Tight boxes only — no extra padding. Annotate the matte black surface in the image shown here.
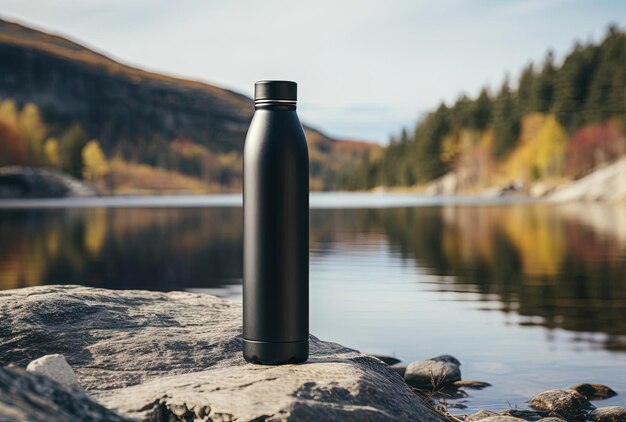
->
[243,339,308,365]
[254,80,297,102]
[243,80,309,364]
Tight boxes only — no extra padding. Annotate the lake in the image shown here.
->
[1,193,625,414]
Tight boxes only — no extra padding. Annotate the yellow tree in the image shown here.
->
[18,103,47,164]
[0,100,25,164]
[535,115,566,178]
[44,138,60,167]
[82,140,108,182]
[0,99,19,128]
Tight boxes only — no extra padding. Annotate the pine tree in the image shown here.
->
[532,50,557,112]
[414,104,450,182]
[585,25,626,124]
[472,88,493,130]
[492,77,520,159]
[517,64,536,117]
[552,42,599,132]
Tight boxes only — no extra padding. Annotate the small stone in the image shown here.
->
[404,359,461,389]
[466,409,497,421]
[167,402,190,417]
[499,408,547,421]
[430,354,461,366]
[589,406,626,422]
[192,404,210,418]
[367,353,401,366]
[529,389,594,420]
[480,417,527,422]
[453,380,492,389]
[390,364,406,377]
[536,419,563,422]
[569,383,617,401]
[26,354,80,389]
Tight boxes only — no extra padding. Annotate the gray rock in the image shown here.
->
[528,389,593,420]
[0,166,96,198]
[0,285,446,421]
[499,408,547,421]
[569,383,617,401]
[366,353,401,366]
[26,354,81,389]
[480,417,527,422]
[430,354,461,366]
[453,380,492,389]
[390,364,407,377]
[589,406,626,422]
[0,367,131,422]
[536,419,564,422]
[404,357,461,389]
[466,409,497,421]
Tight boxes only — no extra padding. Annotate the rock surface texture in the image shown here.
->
[0,285,446,421]
[0,367,131,422]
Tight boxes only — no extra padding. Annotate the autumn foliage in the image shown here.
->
[566,119,626,177]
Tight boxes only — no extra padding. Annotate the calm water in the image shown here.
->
[1,193,625,413]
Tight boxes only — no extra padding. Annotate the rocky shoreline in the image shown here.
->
[413,157,626,203]
[0,166,96,199]
[0,286,624,421]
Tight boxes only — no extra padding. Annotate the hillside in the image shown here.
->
[0,17,379,193]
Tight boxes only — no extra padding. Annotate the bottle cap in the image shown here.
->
[254,80,297,102]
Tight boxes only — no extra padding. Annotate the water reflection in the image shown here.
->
[1,203,625,352]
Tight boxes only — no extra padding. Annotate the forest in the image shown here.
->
[339,25,625,191]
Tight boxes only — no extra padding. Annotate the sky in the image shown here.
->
[0,0,623,143]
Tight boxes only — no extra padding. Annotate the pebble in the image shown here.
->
[589,406,626,422]
[528,388,593,420]
[499,409,546,421]
[453,380,492,389]
[569,383,617,401]
[26,354,81,389]
[466,409,497,421]
[404,356,461,389]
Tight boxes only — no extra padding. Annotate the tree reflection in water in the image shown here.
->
[1,203,624,351]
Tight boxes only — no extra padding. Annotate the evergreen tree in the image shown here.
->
[414,104,450,182]
[517,64,536,116]
[472,88,493,130]
[532,50,557,112]
[492,77,520,159]
[552,42,599,132]
[584,25,626,124]
[451,95,473,128]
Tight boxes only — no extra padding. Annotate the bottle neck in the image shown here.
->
[254,101,296,111]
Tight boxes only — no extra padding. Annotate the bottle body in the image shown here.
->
[243,98,309,364]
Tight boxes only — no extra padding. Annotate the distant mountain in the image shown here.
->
[0,17,379,192]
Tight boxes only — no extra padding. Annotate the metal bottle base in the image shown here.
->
[243,339,309,365]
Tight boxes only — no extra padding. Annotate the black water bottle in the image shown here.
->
[243,80,309,365]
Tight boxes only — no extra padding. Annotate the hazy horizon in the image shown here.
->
[0,0,623,143]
